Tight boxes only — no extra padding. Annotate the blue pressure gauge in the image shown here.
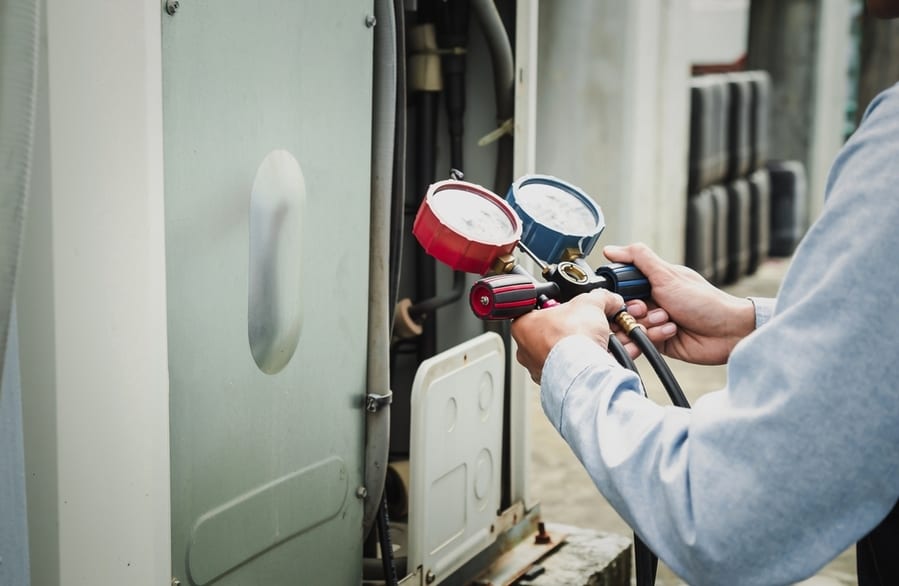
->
[506,175,605,264]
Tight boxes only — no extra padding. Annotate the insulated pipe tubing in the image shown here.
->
[365,0,397,539]
[0,0,40,390]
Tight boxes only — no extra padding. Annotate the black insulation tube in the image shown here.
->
[376,494,400,586]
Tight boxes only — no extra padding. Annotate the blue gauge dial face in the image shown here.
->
[432,187,518,243]
[515,181,599,235]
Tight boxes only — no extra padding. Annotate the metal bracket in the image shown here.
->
[366,390,393,413]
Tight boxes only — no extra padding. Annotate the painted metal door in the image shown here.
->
[162,2,373,584]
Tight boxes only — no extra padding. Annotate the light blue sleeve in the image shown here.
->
[540,83,899,586]
[749,296,775,328]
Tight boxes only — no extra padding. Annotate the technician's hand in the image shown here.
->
[604,243,756,365]
[511,289,625,384]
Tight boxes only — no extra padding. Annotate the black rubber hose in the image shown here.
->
[408,269,465,319]
[608,335,660,586]
[376,494,400,586]
[415,91,439,360]
[607,335,637,372]
[436,0,469,172]
[362,557,408,582]
[628,327,691,408]
[388,0,407,322]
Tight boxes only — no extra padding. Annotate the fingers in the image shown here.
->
[614,304,677,359]
[625,299,649,317]
[585,288,626,316]
[627,303,677,342]
[643,322,678,344]
[644,308,670,327]
[515,345,542,384]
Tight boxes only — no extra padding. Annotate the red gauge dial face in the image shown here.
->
[413,180,522,275]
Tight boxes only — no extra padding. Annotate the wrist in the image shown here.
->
[725,296,757,344]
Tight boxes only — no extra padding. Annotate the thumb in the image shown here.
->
[604,242,666,273]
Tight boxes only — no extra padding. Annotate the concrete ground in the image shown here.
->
[527,258,858,586]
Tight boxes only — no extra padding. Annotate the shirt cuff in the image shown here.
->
[749,296,776,329]
[540,334,619,436]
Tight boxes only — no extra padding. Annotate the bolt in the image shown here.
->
[534,521,551,545]
[480,296,489,306]
[172,579,181,586]
[165,0,179,16]
[356,486,368,499]
[364,14,377,28]
[426,570,436,584]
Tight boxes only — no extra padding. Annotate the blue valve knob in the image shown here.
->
[595,263,651,301]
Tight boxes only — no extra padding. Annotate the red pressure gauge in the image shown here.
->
[412,180,523,275]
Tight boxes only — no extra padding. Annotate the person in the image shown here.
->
[510,3,899,584]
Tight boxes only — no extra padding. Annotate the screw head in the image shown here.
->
[426,570,436,584]
[356,486,368,499]
[364,14,377,28]
[480,296,489,306]
[165,0,180,16]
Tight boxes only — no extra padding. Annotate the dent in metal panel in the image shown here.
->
[248,150,306,374]
[187,456,348,585]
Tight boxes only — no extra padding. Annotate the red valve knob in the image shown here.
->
[469,274,539,320]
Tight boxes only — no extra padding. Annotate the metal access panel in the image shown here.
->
[162,3,373,585]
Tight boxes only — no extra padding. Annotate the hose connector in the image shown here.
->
[614,308,640,336]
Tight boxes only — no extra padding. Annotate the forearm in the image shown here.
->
[541,331,898,585]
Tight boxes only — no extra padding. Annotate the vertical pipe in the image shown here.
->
[365,0,398,538]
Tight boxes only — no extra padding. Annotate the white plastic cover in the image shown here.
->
[408,332,505,584]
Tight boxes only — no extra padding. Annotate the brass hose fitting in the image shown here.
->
[614,309,641,336]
